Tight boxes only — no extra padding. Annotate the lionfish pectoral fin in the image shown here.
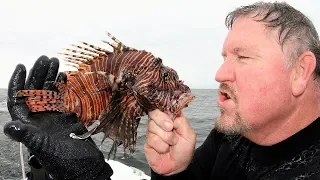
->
[96,109,123,160]
[87,119,101,131]
[97,134,108,151]
[132,90,156,111]
[69,120,100,140]
[15,82,67,112]
[107,139,122,160]
[94,91,141,159]
[69,128,95,140]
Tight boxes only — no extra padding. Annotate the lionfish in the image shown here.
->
[16,32,195,159]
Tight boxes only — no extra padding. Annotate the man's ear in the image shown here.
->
[292,51,317,96]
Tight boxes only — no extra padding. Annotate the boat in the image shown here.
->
[105,159,151,180]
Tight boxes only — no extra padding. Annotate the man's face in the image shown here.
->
[214,16,295,135]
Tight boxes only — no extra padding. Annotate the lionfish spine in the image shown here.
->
[64,57,89,63]
[71,44,106,55]
[79,41,112,54]
[105,32,137,52]
[64,59,83,66]
[64,63,79,69]
[58,52,94,62]
[63,48,99,57]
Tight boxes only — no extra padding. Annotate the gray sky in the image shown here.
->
[1,0,319,89]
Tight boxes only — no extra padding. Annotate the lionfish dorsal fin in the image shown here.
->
[101,31,137,54]
[70,43,109,55]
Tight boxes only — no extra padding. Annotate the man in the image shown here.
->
[3,1,320,180]
[146,1,320,179]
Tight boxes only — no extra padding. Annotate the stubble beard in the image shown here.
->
[214,105,251,135]
[215,83,252,135]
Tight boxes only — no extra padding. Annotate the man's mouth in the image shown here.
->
[220,91,231,100]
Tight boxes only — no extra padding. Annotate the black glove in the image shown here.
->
[3,56,113,180]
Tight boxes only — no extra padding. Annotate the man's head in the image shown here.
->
[214,2,320,137]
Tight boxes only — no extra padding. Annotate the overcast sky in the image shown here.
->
[1,0,319,89]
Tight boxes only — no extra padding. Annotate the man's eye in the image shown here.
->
[238,56,249,59]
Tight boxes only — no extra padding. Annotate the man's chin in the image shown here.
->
[214,116,251,135]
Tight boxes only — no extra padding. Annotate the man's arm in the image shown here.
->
[150,129,223,180]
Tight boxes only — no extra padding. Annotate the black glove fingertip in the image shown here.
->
[45,57,60,82]
[25,55,50,90]
[7,64,30,122]
[3,120,43,152]
[56,72,67,83]
[4,121,27,142]
[8,64,26,99]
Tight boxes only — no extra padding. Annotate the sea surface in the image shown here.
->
[0,89,219,180]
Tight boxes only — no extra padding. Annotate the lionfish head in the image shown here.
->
[168,78,195,114]
[143,61,195,115]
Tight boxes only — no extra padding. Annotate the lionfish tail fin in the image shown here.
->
[15,82,67,113]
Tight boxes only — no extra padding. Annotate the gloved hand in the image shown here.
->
[3,56,113,180]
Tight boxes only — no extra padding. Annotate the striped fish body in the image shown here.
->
[16,32,195,159]
[63,50,157,127]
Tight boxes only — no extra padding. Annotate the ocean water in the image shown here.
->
[0,89,219,180]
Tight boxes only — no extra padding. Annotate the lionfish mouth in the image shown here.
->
[171,91,195,114]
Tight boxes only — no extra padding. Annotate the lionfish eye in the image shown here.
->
[163,72,169,80]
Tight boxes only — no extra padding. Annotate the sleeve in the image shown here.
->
[150,129,223,180]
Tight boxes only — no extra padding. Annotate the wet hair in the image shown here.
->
[225,1,320,78]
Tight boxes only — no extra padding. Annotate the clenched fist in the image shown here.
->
[144,109,196,176]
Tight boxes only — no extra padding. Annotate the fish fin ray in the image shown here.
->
[16,82,67,113]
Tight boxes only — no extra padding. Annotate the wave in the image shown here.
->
[0,100,7,112]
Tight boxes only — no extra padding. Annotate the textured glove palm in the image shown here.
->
[4,56,113,180]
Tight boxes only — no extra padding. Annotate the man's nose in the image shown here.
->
[215,60,235,83]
